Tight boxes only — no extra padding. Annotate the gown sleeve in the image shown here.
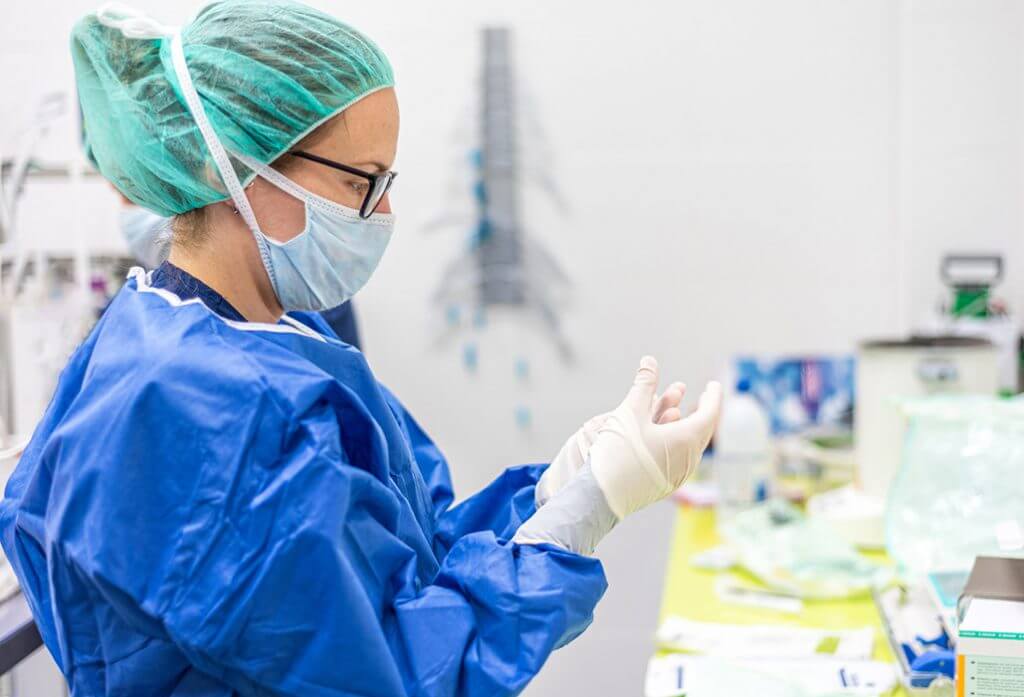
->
[378,387,549,555]
[73,381,606,697]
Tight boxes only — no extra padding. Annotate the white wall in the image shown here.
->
[1,1,1022,694]
[904,0,1024,325]
[2,0,1021,492]
[355,0,1024,499]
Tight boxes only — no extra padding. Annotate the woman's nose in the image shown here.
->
[375,192,392,215]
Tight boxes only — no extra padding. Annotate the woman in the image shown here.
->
[0,2,721,695]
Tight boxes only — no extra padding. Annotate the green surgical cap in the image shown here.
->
[72,0,394,216]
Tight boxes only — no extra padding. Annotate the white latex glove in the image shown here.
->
[512,359,718,556]
[513,464,619,556]
[589,356,722,521]
[535,382,687,507]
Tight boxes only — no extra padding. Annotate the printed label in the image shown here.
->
[960,632,1024,641]
[959,655,1024,697]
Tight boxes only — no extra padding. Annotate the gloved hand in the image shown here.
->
[535,382,687,507]
[513,357,720,556]
[589,356,722,520]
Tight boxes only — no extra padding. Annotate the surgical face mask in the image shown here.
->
[165,29,394,314]
[238,155,395,312]
[120,207,171,269]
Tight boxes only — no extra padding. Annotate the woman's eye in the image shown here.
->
[349,181,369,195]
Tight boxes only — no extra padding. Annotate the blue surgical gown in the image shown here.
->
[0,268,606,696]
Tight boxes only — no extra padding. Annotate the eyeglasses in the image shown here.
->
[289,150,397,219]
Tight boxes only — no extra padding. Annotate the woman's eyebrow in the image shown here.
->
[351,161,389,173]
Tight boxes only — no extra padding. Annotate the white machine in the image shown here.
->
[810,335,1000,549]
[856,336,1000,499]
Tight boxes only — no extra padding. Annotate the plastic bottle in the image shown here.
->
[714,378,773,532]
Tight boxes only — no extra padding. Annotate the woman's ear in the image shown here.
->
[244,173,309,242]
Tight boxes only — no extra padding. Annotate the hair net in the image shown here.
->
[72,1,394,217]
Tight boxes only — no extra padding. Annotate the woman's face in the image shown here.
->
[247,87,399,242]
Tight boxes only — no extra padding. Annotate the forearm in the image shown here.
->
[394,531,608,695]
[513,464,619,556]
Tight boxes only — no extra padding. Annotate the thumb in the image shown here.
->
[624,355,660,413]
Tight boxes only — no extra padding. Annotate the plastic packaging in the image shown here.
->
[714,379,773,530]
[719,500,891,599]
[645,654,898,697]
[885,397,1024,579]
[654,617,874,659]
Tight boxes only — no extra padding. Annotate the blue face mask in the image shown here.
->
[120,206,171,269]
[237,155,395,313]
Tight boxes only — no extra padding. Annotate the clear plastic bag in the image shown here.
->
[886,397,1024,578]
[720,500,890,599]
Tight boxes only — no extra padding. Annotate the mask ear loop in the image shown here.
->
[167,31,277,283]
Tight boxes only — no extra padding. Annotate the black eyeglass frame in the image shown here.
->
[289,150,397,219]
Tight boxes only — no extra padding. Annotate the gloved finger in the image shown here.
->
[668,381,723,445]
[625,356,660,412]
[580,413,611,448]
[582,412,611,435]
[657,406,682,425]
[573,414,611,462]
[653,382,686,423]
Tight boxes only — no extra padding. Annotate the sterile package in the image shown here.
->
[955,557,1024,697]
[957,599,1024,697]
[886,397,1024,578]
[644,654,898,697]
[874,585,955,693]
[719,500,892,599]
[654,617,874,659]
